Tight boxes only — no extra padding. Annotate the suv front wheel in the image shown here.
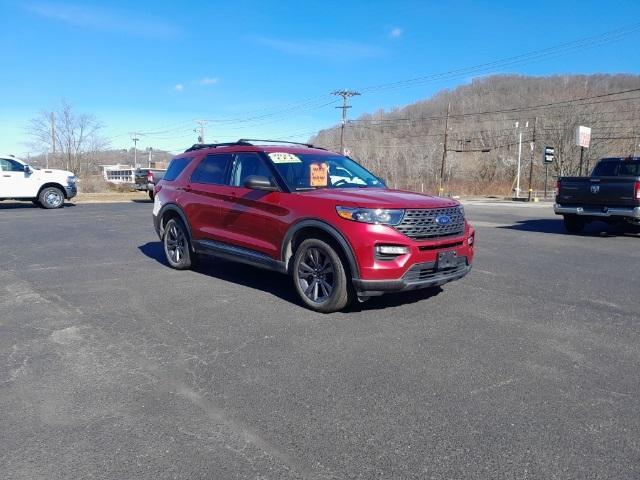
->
[293,238,350,313]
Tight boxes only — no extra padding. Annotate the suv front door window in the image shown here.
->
[230,152,275,187]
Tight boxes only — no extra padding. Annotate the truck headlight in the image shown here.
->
[336,207,404,225]
[67,176,77,185]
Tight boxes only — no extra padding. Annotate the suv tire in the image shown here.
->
[293,238,350,313]
[38,186,65,209]
[563,215,586,234]
[163,218,196,269]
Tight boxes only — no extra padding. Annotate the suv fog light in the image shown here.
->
[376,245,409,255]
[468,235,474,246]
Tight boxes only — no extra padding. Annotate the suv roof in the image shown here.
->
[183,139,328,155]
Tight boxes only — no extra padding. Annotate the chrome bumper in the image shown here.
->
[554,204,640,219]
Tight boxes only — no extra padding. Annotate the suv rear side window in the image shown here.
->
[230,153,274,187]
[191,153,233,185]
[164,157,192,181]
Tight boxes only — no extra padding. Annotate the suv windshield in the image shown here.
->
[268,152,384,190]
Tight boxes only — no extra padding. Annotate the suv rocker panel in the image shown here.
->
[193,239,287,273]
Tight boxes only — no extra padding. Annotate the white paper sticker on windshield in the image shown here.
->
[268,152,302,164]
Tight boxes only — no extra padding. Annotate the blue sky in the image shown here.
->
[1,0,640,156]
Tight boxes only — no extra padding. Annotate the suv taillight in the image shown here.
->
[556,179,561,193]
[635,180,640,200]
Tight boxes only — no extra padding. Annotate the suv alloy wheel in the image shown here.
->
[292,238,350,313]
[163,218,196,269]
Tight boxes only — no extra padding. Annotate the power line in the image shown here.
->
[357,22,640,95]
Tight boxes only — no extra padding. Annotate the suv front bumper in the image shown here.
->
[353,257,471,296]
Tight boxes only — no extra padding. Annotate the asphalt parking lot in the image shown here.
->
[1,200,638,479]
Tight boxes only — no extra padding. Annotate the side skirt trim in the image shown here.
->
[193,239,288,274]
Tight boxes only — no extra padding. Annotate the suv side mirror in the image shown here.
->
[24,165,32,174]
[243,175,278,192]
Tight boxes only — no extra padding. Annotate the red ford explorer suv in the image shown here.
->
[152,140,474,313]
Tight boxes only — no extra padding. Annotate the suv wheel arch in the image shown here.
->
[281,220,360,279]
[158,204,194,243]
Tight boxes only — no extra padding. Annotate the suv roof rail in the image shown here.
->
[184,141,252,152]
[237,139,326,150]
[184,139,328,153]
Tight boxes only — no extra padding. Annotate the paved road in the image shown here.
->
[1,200,638,479]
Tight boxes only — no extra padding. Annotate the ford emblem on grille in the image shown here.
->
[435,214,452,225]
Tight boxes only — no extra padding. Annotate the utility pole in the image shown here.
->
[49,111,56,168]
[132,134,140,168]
[195,120,207,144]
[50,112,56,156]
[438,102,450,196]
[527,117,538,202]
[332,90,360,154]
[515,121,528,198]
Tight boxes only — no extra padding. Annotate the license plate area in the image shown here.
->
[437,251,457,270]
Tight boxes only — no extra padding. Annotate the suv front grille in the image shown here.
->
[394,207,465,240]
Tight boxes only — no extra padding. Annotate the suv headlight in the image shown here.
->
[67,175,77,185]
[336,206,404,225]
[458,204,465,218]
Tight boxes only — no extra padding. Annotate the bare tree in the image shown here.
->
[28,101,107,175]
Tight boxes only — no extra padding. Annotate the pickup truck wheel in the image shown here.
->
[563,215,586,234]
[38,187,65,209]
[293,238,350,313]
[163,218,195,269]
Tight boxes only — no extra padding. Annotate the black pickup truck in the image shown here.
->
[134,168,165,199]
[554,157,640,233]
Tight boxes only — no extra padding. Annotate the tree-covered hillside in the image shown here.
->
[311,74,640,195]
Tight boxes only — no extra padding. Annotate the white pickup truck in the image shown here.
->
[0,155,77,208]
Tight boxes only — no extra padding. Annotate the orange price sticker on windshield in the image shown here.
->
[310,162,328,187]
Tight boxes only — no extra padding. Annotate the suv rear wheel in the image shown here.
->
[163,218,195,269]
[293,238,350,313]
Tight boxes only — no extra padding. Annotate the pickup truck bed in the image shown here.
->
[554,157,640,233]
[135,168,165,199]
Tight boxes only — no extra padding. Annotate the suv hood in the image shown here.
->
[299,188,460,209]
